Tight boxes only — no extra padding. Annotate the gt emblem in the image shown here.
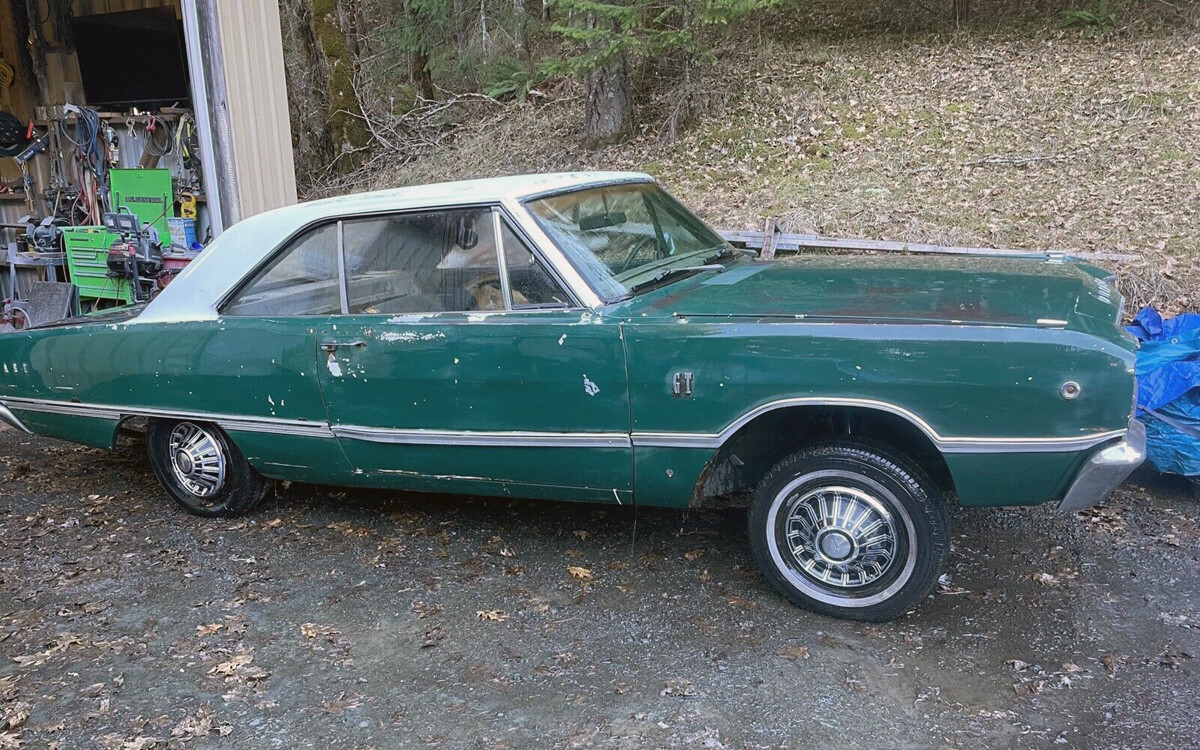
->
[673,372,694,398]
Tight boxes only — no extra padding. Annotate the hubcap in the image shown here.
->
[167,422,226,498]
[782,485,899,589]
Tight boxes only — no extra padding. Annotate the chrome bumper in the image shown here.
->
[1058,418,1146,512]
[0,402,31,434]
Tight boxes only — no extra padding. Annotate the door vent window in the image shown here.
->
[501,223,570,309]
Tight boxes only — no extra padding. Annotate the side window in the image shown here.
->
[501,223,570,308]
[224,224,340,316]
[343,209,505,314]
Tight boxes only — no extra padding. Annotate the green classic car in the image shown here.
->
[0,172,1144,621]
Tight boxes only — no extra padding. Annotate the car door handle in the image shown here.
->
[320,340,366,352]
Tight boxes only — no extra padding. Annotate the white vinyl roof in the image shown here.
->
[136,172,651,323]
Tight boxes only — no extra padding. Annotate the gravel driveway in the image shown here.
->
[1,429,1198,748]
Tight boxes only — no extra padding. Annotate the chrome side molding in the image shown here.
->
[0,394,1128,455]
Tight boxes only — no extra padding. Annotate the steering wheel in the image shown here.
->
[617,236,660,273]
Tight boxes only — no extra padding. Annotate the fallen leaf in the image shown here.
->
[1,703,29,731]
[299,623,341,640]
[476,610,507,622]
[196,623,223,637]
[171,708,215,739]
[1102,654,1116,677]
[411,602,442,619]
[661,678,695,697]
[567,566,594,581]
[779,645,810,661]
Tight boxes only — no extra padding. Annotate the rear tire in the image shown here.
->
[147,419,272,518]
[748,439,948,622]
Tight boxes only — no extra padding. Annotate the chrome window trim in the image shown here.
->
[336,220,349,315]
[516,175,654,204]
[0,395,1126,455]
[491,207,515,310]
[219,201,589,315]
[512,177,729,308]
[502,196,603,310]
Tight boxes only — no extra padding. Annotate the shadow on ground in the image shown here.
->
[0,433,1198,748]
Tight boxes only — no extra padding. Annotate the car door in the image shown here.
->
[313,206,633,503]
[209,221,355,484]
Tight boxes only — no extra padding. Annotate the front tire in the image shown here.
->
[748,440,948,622]
[147,419,272,518]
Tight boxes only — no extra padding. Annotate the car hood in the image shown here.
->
[632,254,1122,328]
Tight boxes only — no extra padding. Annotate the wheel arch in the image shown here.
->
[689,402,956,508]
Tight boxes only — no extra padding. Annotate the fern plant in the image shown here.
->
[1060,0,1118,35]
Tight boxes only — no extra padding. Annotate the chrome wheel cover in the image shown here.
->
[783,486,897,588]
[766,470,917,607]
[167,422,227,498]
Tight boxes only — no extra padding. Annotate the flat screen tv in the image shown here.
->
[73,8,191,109]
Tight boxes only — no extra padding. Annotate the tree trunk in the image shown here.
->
[583,55,633,146]
[410,48,435,101]
[953,0,970,24]
[280,0,334,173]
[308,0,369,164]
[452,0,468,60]
[480,0,491,59]
[406,1,436,100]
[582,11,633,146]
[513,0,527,51]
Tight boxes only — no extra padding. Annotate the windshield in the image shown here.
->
[524,183,732,301]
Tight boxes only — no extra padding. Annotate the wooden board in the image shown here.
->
[718,228,1138,262]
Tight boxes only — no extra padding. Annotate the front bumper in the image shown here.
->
[1057,418,1146,511]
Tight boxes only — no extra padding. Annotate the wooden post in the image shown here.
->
[758,218,778,261]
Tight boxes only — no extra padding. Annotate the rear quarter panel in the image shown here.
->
[0,319,342,480]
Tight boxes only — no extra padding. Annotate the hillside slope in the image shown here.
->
[302,13,1200,313]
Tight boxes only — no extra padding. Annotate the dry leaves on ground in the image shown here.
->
[567,566,594,581]
[208,652,270,684]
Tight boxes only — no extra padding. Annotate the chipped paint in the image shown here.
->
[583,375,599,396]
[379,331,447,343]
[326,355,343,378]
[386,313,438,324]
[558,334,567,346]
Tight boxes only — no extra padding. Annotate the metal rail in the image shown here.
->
[717,223,1138,262]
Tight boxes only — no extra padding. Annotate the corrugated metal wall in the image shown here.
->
[213,0,298,219]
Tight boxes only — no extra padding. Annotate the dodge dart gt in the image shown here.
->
[0,172,1144,621]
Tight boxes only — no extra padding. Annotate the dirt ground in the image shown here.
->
[1,429,1198,749]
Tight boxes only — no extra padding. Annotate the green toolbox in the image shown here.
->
[109,168,173,240]
[62,226,132,304]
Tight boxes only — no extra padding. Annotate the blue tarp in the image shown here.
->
[1126,307,1200,477]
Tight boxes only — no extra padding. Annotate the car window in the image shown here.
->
[500,222,570,308]
[525,183,728,302]
[343,209,504,315]
[224,223,340,316]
